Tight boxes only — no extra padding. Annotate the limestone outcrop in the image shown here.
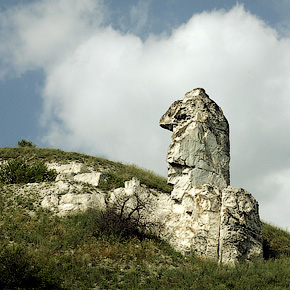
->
[160,88,263,264]
[47,162,105,187]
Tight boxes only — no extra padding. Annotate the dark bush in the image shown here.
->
[95,208,141,238]
[0,158,57,184]
[18,139,36,148]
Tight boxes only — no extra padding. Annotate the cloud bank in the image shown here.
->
[1,0,290,228]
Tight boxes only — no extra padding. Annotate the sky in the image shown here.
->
[1,0,290,229]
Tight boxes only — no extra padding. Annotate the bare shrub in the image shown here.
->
[96,183,161,239]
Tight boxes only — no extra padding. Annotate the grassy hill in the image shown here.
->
[1,147,290,289]
[0,147,172,193]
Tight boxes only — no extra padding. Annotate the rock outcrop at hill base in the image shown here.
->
[159,88,263,264]
[158,184,263,264]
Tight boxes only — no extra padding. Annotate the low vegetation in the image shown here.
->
[262,222,290,259]
[0,158,57,184]
[0,145,290,289]
[1,206,290,289]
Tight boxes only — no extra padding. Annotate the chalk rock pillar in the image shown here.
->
[160,88,230,200]
[159,88,263,264]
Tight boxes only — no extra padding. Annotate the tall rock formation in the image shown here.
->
[160,88,230,201]
[160,88,263,264]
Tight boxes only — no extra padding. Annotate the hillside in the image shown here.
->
[1,147,290,289]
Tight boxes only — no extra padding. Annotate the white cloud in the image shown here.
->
[0,0,105,77]
[1,2,290,228]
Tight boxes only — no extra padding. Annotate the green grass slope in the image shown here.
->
[0,147,172,193]
[1,147,290,289]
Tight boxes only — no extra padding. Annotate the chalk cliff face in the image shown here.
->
[160,88,230,201]
[159,88,263,264]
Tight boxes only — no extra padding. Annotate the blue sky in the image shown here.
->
[1,0,290,229]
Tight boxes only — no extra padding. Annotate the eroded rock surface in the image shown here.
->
[219,187,263,264]
[47,162,105,187]
[160,88,230,201]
